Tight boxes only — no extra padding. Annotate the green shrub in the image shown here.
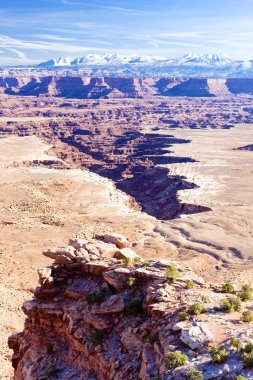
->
[146,333,156,344]
[88,330,105,345]
[230,337,242,352]
[127,277,136,288]
[222,283,235,294]
[125,300,143,315]
[241,310,253,322]
[201,295,210,303]
[187,303,206,316]
[183,368,204,380]
[186,280,194,289]
[233,376,247,380]
[165,350,188,369]
[243,343,253,353]
[241,351,253,368]
[86,291,105,305]
[123,257,132,266]
[46,343,54,356]
[221,296,241,313]
[165,264,179,283]
[178,311,190,321]
[242,284,253,292]
[238,289,253,301]
[210,346,228,364]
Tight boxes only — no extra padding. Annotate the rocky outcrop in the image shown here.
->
[9,234,253,379]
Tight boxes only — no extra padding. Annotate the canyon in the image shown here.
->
[0,81,253,378]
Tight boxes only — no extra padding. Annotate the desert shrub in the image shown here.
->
[210,346,228,364]
[123,257,132,266]
[39,364,60,380]
[187,303,206,316]
[241,310,253,322]
[165,350,188,369]
[243,343,253,353]
[221,296,241,313]
[230,337,242,351]
[146,333,156,344]
[178,311,190,321]
[46,343,54,355]
[238,288,253,301]
[241,351,253,368]
[86,291,105,305]
[186,280,194,289]
[125,300,143,315]
[88,330,105,345]
[165,264,179,283]
[201,295,210,303]
[183,368,204,380]
[233,376,247,380]
[242,284,253,292]
[127,277,136,288]
[222,283,235,294]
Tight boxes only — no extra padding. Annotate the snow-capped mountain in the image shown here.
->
[20,53,253,78]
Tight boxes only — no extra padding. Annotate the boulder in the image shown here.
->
[37,267,52,285]
[69,238,88,249]
[82,260,110,276]
[114,248,141,261]
[101,233,128,249]
[103,267,131,291]
[99,295,124,314]
[180,323,214,350]
[43,246,76,260]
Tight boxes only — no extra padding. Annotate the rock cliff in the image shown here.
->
[9,233,253,379]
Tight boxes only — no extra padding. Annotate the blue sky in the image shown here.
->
[0,0,253,65]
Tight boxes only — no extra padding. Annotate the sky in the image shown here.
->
[0,0,253,65]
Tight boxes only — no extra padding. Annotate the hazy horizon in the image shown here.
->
[0,0,253,65]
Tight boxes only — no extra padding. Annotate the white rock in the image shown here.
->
[180,323,214,350]
[102,233,128,249]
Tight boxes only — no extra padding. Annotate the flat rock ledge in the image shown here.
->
[8,233,253,380]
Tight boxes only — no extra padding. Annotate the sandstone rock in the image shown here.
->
[65,278,100,300]
[82,311,112,329]
[99,295,124,314]
[43,246,76,260]
[121,327,143,351]
[172,321,190,332]
[180,323,214,350]
[114,247,141,261]
[87,241,117,258]
[82,260,110,276]
[103,267,131,291]
[37,267,52,285]
[101,233,128,249]
[69,237,88,249]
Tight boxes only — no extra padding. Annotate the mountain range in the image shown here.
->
[2,53,253,78]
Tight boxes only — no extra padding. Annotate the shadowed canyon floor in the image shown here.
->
[1,95,253,378]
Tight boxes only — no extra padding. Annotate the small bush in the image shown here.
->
[230,337,242,352]
[125,300,143,315]
[166,350,188,369]
[241,351,253,368]
[123,257,132,266]
[127,277,136,288]
[88,330,105,345]
[46,343,54,356]
[183,368,204,380]
[186,280,194,289]
[222,283,235,294]
[165,264,179,283]
[238,289,253,301]
[210,346,228,364]
[178,311,190,321]
[201,295,210,303]
[233,376,247,380]
[221,296,241,313]
[39,364,60,380]
[242,284,253,292]
[146,333,156,344]
[187,303,206,316]
[243,342,253,353]
[86,291,105,305]
[241,310,253,322]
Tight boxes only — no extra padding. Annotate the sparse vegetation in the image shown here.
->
[221,296,241,313]
[46,343,54,356]
[127,277,136,288]
[230,337,242,352]
[183,368,204,380]
[86,291,105,305]
[201,295,210,303]
[39,364,60,380]
[222,282,235,294]
[123,257,132,266]
[178,311,190,321]
[125,300,143,315]
[210,346,228,364]
[233,376,247,380]
[146,333,156,344]
[238,285,253,301]
[165,264,179,283]
[186,280,194,289]
[243,343,253,353]
[165,350,188,369]
[187,303,206,316]
[88,330,105,345]
[241,310,253,322]
[241,351,253,368]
